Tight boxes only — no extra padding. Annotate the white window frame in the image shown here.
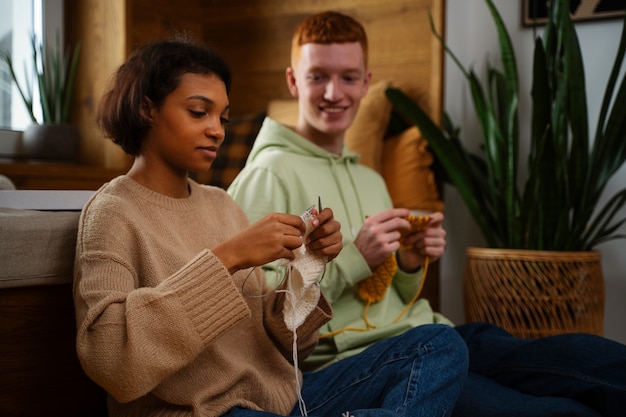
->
[0,0,64,158]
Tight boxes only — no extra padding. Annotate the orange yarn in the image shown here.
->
[400,214,430,249]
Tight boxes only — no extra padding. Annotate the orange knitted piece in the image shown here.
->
[400,214,430,248]
[358,253,397,303]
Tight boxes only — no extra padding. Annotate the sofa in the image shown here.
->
[0,194,107,417]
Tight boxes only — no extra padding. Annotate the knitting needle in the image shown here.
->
[317,195,328,282]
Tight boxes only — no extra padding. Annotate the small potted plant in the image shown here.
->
[1,33,81,161]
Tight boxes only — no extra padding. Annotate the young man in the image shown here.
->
[229,11,626,417]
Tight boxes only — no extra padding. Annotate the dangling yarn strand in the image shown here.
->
[242,204,324,416]
[277,266,309,416]
[393,255,429,323]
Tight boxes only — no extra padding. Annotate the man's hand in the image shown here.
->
[354,209,447,272]
[354,208,413,269]
[397,211,446,272]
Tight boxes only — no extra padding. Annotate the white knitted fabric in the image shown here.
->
[283,207,326,331]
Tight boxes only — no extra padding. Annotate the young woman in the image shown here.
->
[73,38,342,417]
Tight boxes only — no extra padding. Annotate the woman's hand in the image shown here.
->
[397,211,446,272]
[306,207,342,261]
[213,213,306,274]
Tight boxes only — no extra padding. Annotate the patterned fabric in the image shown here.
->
[194,112,266,189]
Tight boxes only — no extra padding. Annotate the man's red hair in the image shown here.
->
[290,11,369,70]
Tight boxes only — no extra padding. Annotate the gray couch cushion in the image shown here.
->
[0,208,81,288]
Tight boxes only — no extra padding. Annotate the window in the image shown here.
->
[0,0,63,157]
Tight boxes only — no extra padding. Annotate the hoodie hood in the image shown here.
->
[246,117,361,165]
[229,116,389,242]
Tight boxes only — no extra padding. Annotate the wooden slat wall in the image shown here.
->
[65,0,130,169]
[66,0,444,169]
[127,0,445,118]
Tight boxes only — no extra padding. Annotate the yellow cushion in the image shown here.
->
[344,80,393,172]
[267,99,298,127]
[381,126,444,212]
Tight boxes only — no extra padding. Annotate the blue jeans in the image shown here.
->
[452,322,626,417]
[224,324,468,417]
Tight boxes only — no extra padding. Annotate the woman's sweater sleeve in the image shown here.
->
[74,210,250,403]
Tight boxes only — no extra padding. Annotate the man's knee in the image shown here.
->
[405,324,469,369]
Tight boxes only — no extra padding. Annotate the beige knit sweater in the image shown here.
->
[73,176,332,417]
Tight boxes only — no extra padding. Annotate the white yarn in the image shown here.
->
[282,206,326,331]
[277,286,309,416]
[241,204,327,416]
[277,206,326,416]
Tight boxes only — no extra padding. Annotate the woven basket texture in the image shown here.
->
[464,247,604,338]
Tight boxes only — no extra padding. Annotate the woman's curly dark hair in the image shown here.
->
[97,38,231,156]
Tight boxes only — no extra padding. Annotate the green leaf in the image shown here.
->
[386,87,501,247]
[389,0,626,251]
[1,31,80,124]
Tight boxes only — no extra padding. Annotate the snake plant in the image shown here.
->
[386,0,626,251]
[1,33,80,124]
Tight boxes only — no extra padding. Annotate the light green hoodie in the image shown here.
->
[228,117,452,370]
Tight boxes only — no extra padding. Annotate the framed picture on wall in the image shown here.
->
[523,0,625,26]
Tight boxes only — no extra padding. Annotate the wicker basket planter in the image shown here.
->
[464,247,605,338]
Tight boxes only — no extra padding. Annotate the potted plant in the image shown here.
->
[1,33,81,161]
[386,0,626,337]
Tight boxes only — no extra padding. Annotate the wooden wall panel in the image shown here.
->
[65,0,131,169]
[123,0,444,117]
[66,0,444,171]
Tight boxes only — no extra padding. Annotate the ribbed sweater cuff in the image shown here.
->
[163,249,250,344]
[394,266,424,303]
[340,242,373,285]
